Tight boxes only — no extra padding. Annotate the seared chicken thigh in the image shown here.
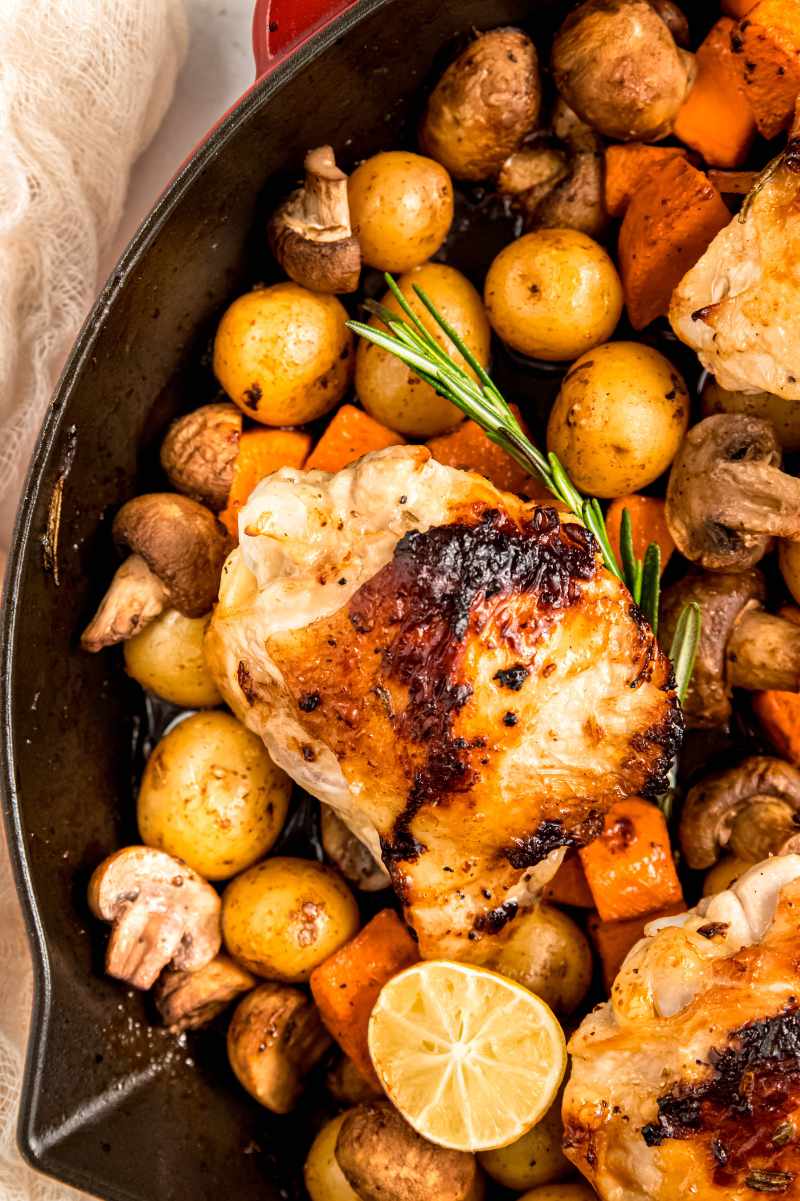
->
[206,447,679,958]
[565,856,800,1200]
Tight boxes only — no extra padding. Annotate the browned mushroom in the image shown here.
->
[226,983,331,1113]
[320,805,390,892]
[268,146,361,294]
[160,402,242,510]
[154,953,255,1032]
[648,0,690,48]
[680,756,800,869]
[326,1054,385,1106]
[88,846,222,990]
[81,493,230,652]
[419,27,541,181]
[551,0,695,143]
[335,1101,480,1201]
[665,415,800,572]
[661,569,800,727]
[526,100,608,240]
[497,145,568,199]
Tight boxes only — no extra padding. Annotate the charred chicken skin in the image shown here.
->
[206,446,680,959]
[565,856,800,1201]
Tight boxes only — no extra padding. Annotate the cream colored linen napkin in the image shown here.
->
[0,2,187,1196]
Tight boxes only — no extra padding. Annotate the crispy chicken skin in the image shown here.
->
[206,447,679,959]
[565,856,800,1201]
[669,107,800,400]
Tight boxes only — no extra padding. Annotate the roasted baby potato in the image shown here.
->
[517,1185,597,1201]
[419,27,540,181]
[701,376,800,454]
[137,711,291,880]
[484,229,622,361]
[488,904,592,1015]
[356,262,491,436]
[348,151,454,272]
[305,1112,363,1201]
[702,855,749,897]
[123,609,222,707]
[547,341,689,497]
[222,856,359,981]
[478,1092,570,1190]
[780,540,800,607]
[213,282,353,426]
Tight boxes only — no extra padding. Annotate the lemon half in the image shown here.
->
[367,959,567,1152]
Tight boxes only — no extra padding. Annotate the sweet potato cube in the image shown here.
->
[731,1,800,138]
[674,19,756,167]
[305,404,404,473]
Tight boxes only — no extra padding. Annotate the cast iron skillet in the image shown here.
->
[0,1,719,1198]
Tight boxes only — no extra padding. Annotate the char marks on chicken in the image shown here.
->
[207,446,680,959]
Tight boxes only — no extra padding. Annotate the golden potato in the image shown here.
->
[305,1113,362,1201]
[419,28,540,181]
[348,152,454,272]
[137,711,291,880]
[518,1184,597,1201]
[478,1093,570,1190]
[780,539,800,606]
[488,905,592,1015]
[222,856,359,981]
[124,609,221,707]
[484,230,622,361]
[213,282,353,426]
[701,377,800,453]
[547,342,689,497]
[356,262,490,437]
[702,855,749,897]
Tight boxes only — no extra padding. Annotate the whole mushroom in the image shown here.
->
[320,804,390,892]
[661,569,800,727]
[497,145,568,200]
[268,145,361,294]
[160,402,242,510]
[154,953,255,1031]
[227,982,332,1113]
[81,493,230,652]
[88,846,222,990]
[551,0,695,143]
[526,100,608,241]
[665,414,800,571]
[648,0,690,47]
[419,27,541,181]
[335,1100,480,1201]
[680,756,800,869]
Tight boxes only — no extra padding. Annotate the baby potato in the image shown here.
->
[305,1112,362,1201]
[137,711,290,880]
[213,282,353,426]
[124,609,221,707]
[702,855,749,897]
[222,856,359,981]
[356,262,490,437]
[488,905,592,1015]
[484,230,622,362]
[518,1184,597,1201]
[701,377,800,453]
[547,342,689,498]
[780,540,800,606]
[478,1093,570,1190]
[348,151,454,272]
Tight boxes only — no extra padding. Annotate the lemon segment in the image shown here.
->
[367,959,567,1153]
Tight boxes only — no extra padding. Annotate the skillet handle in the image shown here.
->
[252,0,360,78]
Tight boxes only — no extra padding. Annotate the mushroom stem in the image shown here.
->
[81,554,168,652]
[292,146,353,241]
[727,609,800,692]
[714,459,800,540]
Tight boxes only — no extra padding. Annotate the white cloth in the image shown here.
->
[0,2,188,1196]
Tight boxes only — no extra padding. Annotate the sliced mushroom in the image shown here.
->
[227,982,331,1113]
[81,493,230,652]
[335,1101,480,1201]
[661,569,800,727]
[526,100,608,240]
[160,403,242,510]
[666,415,800,572]
[680,756,800,868]
[88,846,222,990]
[321,805,390,892]
[154,953,255,1031]
[326,1054,385,1105]
[268,146,361,294]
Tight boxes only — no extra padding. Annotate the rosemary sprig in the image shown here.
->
[619,508,661,632]
[657,601,702,821]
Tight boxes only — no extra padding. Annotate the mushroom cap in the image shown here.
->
[226,982,331,1113]
[666,414,784,571]
[88,846,222,989]
[160,403,242,510]
[661,569,764,728]
[154,953,255,1031]
[112,493,230,616]
[680,756,800,869]
[321,804,391,892]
